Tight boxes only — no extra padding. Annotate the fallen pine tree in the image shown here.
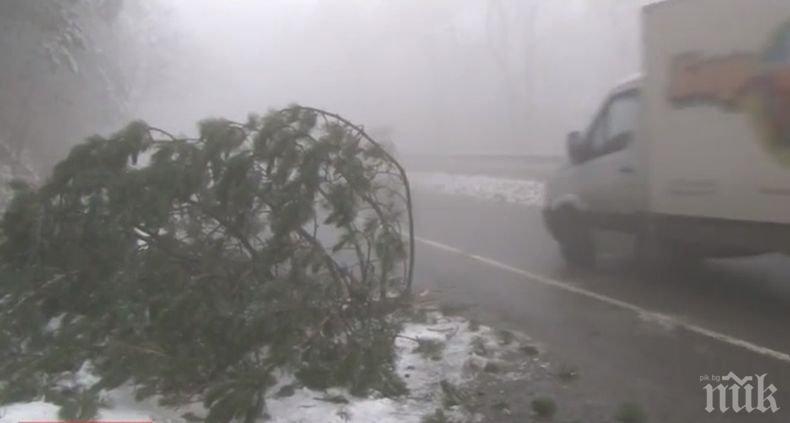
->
[0,106,414,422]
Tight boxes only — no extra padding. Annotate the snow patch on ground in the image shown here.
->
[0,312,529,423]
[44,314,66,334]
[97,385,205,423]
[410,172,545,208]
[0,402,60,423]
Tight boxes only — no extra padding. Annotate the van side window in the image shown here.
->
[601,92,640,156]
[579,90,640,163]
[586,115,607,160]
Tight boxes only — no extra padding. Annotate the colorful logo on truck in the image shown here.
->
[668,20,790,167]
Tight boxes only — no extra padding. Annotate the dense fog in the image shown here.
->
[144,0,642,155]
[1,0,645,165]
[3,2,790,422]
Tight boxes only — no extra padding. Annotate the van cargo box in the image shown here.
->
[643,0,790,224]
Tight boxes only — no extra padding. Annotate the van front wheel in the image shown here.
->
[555,209,595,268]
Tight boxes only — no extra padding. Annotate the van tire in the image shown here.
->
[555,208,595,268]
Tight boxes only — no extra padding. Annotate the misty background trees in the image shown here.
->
[0,0,174,167]
[0,0,644,172]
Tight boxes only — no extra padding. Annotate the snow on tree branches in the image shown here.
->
[0,106,414,422]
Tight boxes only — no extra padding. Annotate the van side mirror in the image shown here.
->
[566,131,586,165]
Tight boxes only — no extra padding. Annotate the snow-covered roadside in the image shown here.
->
[0,312,533,423]
[409,172,545,208]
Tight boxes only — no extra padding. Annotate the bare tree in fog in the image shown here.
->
[0,0,174,165]
[485,0,539,141]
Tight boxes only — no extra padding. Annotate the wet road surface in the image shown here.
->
[411,188,790,422]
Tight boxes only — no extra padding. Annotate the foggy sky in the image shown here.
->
[132,0,643,156]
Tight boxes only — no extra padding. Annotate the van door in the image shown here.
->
[581,90,643,222]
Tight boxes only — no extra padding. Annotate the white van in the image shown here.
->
[543,0,790,266]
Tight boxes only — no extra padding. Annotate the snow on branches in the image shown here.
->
[0,106,414,422]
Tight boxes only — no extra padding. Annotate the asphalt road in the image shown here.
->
[410,188,790,422]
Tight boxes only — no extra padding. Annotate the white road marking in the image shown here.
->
[416,236,790,364]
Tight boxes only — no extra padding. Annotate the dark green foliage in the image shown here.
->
[470,336,488,357]
[556,364,580,383]
[531,396,558,418]
[439,380,466,408]
[615,402,648,423]
[421,408,450,423]
[0,106,413,421]
[520,344,540,356]
[482,361,500,373]
[414,338,445,361]
[496,329,514,345]
[491,400,510,414]
[54,389,102,421]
